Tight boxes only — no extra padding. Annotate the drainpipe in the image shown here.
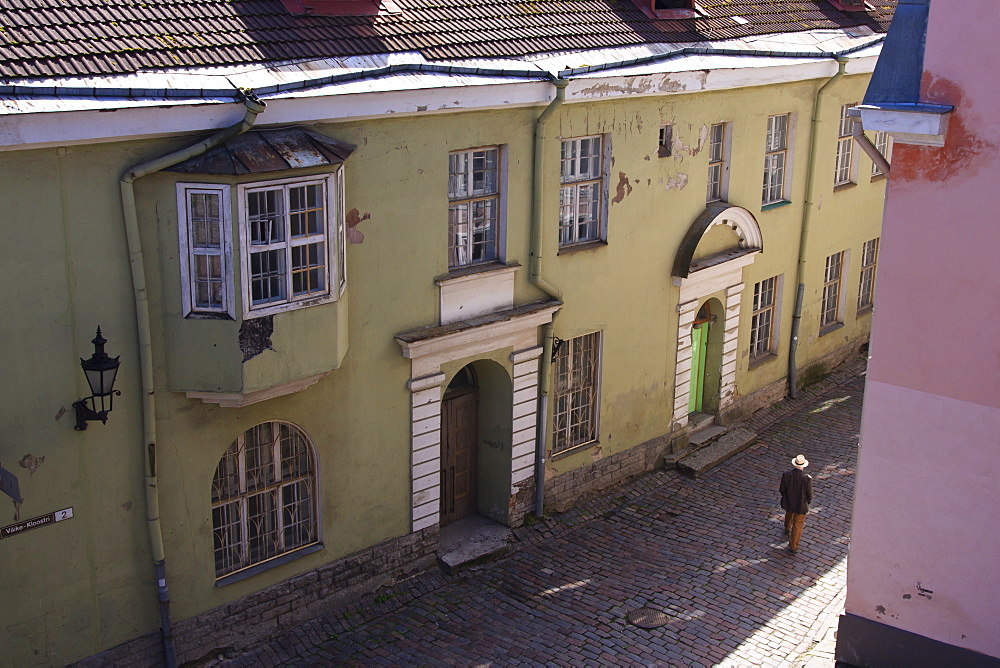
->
[850,109,891,175]
[788,58,847,400]
[118,92,266,667]
[530,78,569,518]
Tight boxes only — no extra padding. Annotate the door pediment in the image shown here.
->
[672,204,763,279]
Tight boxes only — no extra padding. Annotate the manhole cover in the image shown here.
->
[626,607,670,629]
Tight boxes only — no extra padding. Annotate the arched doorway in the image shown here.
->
[440,366,478,526]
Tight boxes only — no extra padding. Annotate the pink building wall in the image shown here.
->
[845,0,1000,659]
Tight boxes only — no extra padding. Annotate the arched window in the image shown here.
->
[211,421,318,579]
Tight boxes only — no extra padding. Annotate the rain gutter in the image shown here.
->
[788,57,848,400]
[530,79,569,518]
[118,91,266,668]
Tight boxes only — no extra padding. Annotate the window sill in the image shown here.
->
[245,293,337,320]
[856,305,874,317]
[819,321,845,337]
[215,542,324,587]
[436,261,519,285]
[760,200,792,212]
[870,173,888,183]
[550,439,599,460]
[557,239,608,256]
[748,352,778,369]
[833,181,858,192]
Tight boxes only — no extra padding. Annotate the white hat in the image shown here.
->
[792,454,809,468]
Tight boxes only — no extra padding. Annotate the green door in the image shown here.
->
[688,322,708,413]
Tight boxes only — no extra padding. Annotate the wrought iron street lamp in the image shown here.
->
[73,327,121,431]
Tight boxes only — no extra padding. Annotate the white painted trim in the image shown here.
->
[402,302,556,533]
[186,371,328,407]
[678,251,758,303]
[176,183,234,319]
[236,172,344,319]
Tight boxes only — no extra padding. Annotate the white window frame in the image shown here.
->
[871,131,892,177]
[177,183,235,318]
[448,146,505,269]
[858,238,879,311]
[707,121,731,203]
[834,103,858,186]
[749,275,782,362]
[559,135,608,246]
[238,172,344,319]
[762,113,792,205]
[211,421,320,581]
[821,250,849,330]
[552,331,602,455]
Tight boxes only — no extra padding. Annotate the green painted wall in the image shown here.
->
[0,71,884,664]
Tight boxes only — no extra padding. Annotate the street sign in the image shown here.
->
[0,507,74,540]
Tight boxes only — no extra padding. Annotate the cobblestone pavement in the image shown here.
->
[229,358,867,667]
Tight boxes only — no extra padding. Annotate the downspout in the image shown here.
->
[530,78,569,518]
[119,91,266,667]
[850,109,891,175]
[788,58,847,399]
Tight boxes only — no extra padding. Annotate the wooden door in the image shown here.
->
[688,322,708,413]
[440,389,478,525]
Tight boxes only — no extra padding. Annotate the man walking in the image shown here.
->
[780,454,813,553]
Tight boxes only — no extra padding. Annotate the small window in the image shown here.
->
[211,421,319,580]
[834,104,857,186]
[178,184,234,317]
[871,131,891,177]
[448,147,502,269]
[658,124,673,158]
[707,122,729,203]
[750,276,779,360]
[762,114,790,205]
[560,136,607,246]
[821,251,847,329]
[238,173,344,318]
[552,331,602,454]
[858,238,879,311]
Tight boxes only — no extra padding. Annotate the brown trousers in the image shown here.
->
[784,511,807,551]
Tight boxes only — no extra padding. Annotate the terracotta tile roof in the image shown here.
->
[0,0,896,80]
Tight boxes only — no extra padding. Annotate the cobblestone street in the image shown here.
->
[229,360,867,667]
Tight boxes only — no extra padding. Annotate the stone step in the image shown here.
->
[676,426,758,478]
[438,516,512,575]
[689,424,726,445]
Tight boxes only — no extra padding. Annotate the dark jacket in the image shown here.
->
[780,468,813,515]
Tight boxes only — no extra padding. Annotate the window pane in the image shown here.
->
[291,242,326,296]
[193,254,225,309]
[247,189,283,245]
[213,501,243,576]
[449,152,469,199]
[289,184,325,238]
[448,202,470,267]
[190,192,222,248]
[250,249,287,305]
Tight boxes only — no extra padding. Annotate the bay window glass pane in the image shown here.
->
[250,249,286,304]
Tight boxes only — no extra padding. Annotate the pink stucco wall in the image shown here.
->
[845,0,1000,657]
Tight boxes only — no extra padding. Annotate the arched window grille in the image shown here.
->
[211,421,318,578]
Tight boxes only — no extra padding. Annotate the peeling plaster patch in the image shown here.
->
[663,173,689,191]
[894,74,999,183]
[544,465,558,480]
[416,105,427,112]
[903,594,912,599]
[19,454,44,475]
[54,406,66,421]
[612,172,633,204]
[591,446,603,462]
[346,208,371,245]
[875,604,886,615]
[122,501,132,511]
[239,316,274,362]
